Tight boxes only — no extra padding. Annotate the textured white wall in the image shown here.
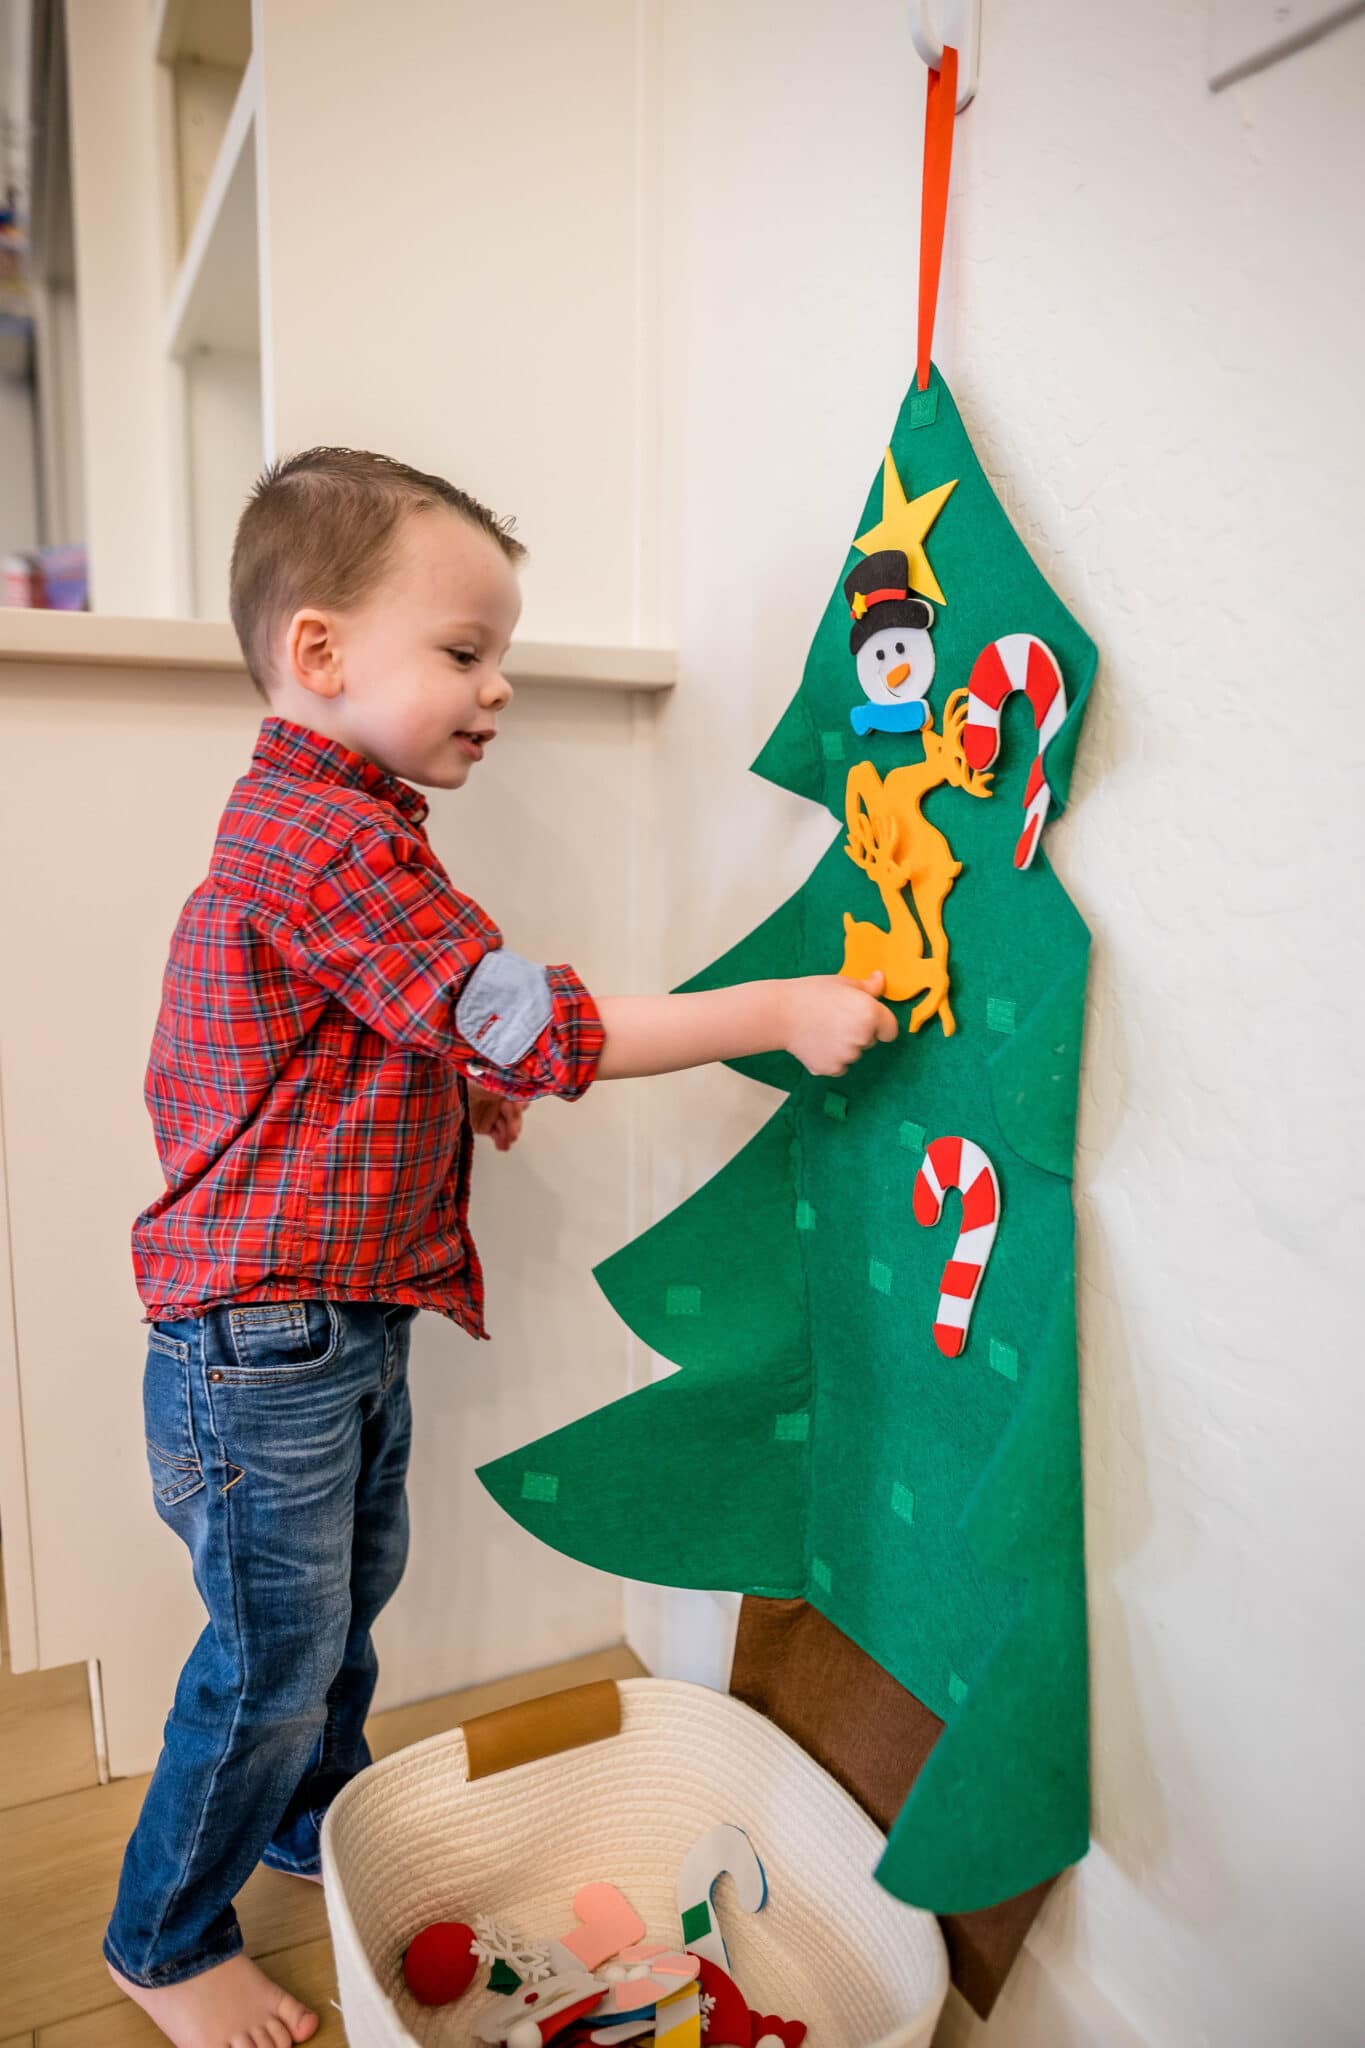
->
[640,2,1365,2042]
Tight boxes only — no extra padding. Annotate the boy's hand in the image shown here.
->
[466,1080,525,1151]
[779,970,898,1075]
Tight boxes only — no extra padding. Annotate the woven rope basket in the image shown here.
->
[321,1677,948,2047]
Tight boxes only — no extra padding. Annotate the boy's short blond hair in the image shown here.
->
[229,446,526,699]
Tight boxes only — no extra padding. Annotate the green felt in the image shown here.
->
[478,365,1095,1914]
[680,1901,711,1946]
[988,1338,1019,1383]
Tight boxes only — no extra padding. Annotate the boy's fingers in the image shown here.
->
[850,971,886,995]
[874,1000,899,1043]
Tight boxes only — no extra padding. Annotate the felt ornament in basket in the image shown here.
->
[321,1679,949,2046]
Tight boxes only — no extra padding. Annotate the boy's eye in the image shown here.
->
[447,648,478,669]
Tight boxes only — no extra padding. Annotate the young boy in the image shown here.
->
[104,448,893,2047]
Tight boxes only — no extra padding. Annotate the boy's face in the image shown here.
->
[289,506,522,791]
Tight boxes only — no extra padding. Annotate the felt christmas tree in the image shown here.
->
[478,361,1095,1916]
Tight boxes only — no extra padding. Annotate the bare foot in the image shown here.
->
[106,1949,319,2047]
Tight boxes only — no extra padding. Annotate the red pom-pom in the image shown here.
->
[402,1919,478,2006]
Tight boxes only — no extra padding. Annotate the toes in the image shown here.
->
[261,2021,292,2048]
[278,1995,319,2042]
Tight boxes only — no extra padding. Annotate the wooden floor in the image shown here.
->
[0,1552,643,2044]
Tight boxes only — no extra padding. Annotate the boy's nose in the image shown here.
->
[483,673,513,710]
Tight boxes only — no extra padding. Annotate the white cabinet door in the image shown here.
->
[0,661,644,1775]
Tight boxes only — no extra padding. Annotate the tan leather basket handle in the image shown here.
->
[463,1679,622,1781]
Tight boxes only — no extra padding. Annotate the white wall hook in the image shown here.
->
[910,0,981,110]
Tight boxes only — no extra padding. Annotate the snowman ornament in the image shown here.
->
[843,548,936,736]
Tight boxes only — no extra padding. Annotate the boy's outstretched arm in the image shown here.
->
[593,972,896,1081]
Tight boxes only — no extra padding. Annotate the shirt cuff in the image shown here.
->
[463,962,604,1102]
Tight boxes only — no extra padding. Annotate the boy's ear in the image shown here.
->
[284,608,344,699]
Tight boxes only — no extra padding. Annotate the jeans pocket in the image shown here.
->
[143,1330,205,1506]
[221,1299,343,1383]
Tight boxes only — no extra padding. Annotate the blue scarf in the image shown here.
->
[850,700,929,736]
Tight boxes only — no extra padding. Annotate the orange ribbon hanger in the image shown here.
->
[916,42,959,393]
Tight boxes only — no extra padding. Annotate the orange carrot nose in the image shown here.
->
[886,662,911,689]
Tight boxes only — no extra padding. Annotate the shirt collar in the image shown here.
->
[252,718,430,828]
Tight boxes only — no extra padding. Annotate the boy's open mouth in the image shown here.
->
[453,729,496,759]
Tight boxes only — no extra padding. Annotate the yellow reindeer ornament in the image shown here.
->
[838,545,992,1036]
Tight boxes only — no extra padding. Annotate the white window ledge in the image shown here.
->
[0,612,676,691]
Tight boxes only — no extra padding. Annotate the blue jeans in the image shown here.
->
[103,1298,416,1988]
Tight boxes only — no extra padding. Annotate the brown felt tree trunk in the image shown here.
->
[729,1596,1053,2018]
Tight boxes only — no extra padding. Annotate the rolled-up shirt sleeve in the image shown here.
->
[284,826,603,1102]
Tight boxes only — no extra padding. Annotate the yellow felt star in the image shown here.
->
[854,449,958,606]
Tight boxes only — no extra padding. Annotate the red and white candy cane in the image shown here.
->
[963,634,1067,870]
[912,1136,1001,1358]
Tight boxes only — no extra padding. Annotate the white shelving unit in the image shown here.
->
[162,57,258,359]
[151,0,262,621]
[56,0,671,679]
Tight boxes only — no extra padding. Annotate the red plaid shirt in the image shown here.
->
[132,717,604,1336]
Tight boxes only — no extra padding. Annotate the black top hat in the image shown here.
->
[843,549,933,656]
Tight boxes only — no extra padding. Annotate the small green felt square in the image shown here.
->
[795,1199,816,1232]
[986,995,1017,1034]
[891,1481,915,1525]
[910,384,939,428]
[775,1410,810,1443]
[989,1338,1019,1381]
[869,1258,893,1296]
[811,1555,832,1594]
[521,1470,559,1504]
[948,1669,969,1705]
[680,1901,711,1945]
[822,1091,848,1122]
[898,1119,926,1154]
[820,729,845,762]
[665,1284,702,1317]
